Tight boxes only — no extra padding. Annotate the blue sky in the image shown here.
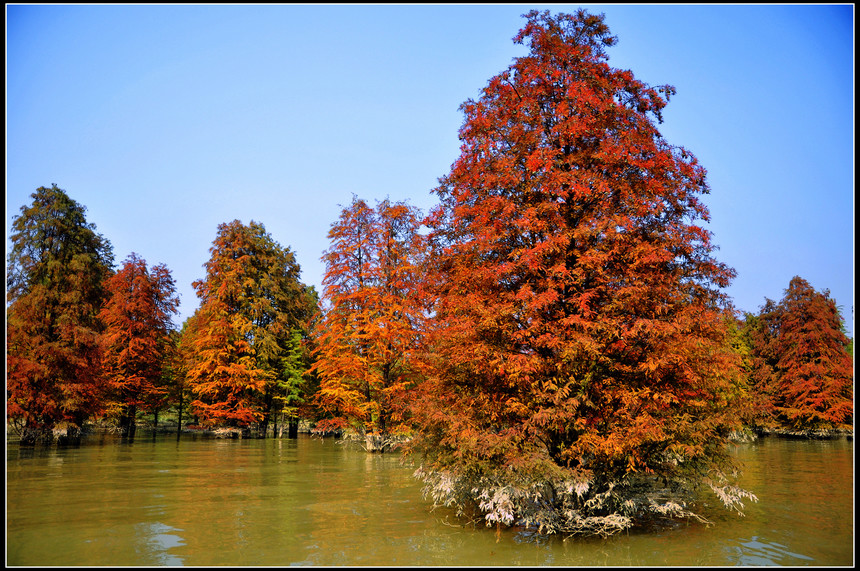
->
[6,4,854,337]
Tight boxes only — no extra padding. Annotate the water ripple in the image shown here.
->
[729,535,815,566]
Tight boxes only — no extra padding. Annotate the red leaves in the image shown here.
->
[745,276,853,429]
[406,9,747,489]
[100,253,179,418]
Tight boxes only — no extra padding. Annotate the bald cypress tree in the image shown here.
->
[7,184,114,444]
[746,277,853,431]
[407,10,754,536]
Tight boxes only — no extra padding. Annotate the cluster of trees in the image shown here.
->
[739,276,853,431]
[7,186,318,444]
[7,9,852,536]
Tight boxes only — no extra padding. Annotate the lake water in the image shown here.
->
[5,432,854,566]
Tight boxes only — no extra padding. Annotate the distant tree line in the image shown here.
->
[7,9,852,536]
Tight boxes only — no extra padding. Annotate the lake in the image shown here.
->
[5,432,854,566]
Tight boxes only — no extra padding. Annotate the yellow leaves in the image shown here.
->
[540,378,558,393]
[504,397,531,418]
[625,454,638,474]
[641,358,660,375]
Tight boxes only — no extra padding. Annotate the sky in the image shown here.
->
[6,4,854,338]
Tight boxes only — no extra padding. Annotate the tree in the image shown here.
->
[406,10,754,536]
[312,197,425,451]
[185,220,315,432]
[745,277,853,430]
[99,253,179,437]
[7,184,114,445]
[740,303,783,428]
[165,326,191,435]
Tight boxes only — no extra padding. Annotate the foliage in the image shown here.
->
[744,276,853,430]
[312,197,425,446]
[6,184,114,444]
[184,220,315,429]
[406,10,752,534]
[99,253,179,435]
[162,327,191,429]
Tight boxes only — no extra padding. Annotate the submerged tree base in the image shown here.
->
[756,427,853,440]
[414,466,757,538]
[12,422,88,447]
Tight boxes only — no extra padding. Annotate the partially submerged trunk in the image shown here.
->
[19,425,53,447]
[364,432,391,453]
[119,405,137,439]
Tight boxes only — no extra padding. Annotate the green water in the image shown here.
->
[5,433,854,566]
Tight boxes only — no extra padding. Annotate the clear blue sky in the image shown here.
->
[6,4,854,338]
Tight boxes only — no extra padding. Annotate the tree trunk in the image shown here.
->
[176,391,184,438]
[20,424,53,447]
[288,417,299,439]
[59,424,82,446]
[121,404,137,439]
[365,432,390,453]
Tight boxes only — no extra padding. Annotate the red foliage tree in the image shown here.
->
[740,301,783,427]
[7,185,114,444]
[406,10,752,534]
[745,277,853,430]
[312,197,425,450]
[99,253,180,437]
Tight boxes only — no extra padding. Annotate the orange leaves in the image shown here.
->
[405,9,749,498]
[313,198,425,437]
[184,220,312,428]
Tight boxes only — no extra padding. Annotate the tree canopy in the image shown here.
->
[100,252,180,436]
[744,276,853,430]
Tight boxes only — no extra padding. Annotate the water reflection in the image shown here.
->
[728,536,816,566]
[134,521,185,566]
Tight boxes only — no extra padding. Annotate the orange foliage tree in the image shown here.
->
[744,276,853,430]
[6,185,114,444]
[185,220,315,431]
[312,197,425,450]
[99,252,179,437]
[406,10,753,535]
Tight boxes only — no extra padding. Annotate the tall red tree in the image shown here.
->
[7,185,114,444]
[746,277,853,430]
[99,253,179,437]
[312,197,425,450]
[407,10,753,535]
